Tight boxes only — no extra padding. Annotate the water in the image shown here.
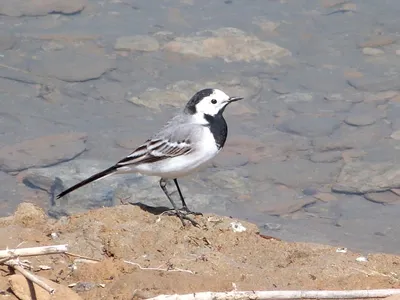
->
[1,0,400,254]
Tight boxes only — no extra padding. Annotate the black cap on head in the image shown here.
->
[184,88,214,115]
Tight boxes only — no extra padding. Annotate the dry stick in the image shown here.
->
[65,252,101,262]
[4,259,55,294]
[124,260,195,274]
[0,244,68,259]
[146,289,400,300]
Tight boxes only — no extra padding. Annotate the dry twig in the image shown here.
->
[124,260,194,274]
[0,244,69,295]
[146,289,400,300]
[0,244,68,259]
[4,259,55,294]
[65,252,101,262]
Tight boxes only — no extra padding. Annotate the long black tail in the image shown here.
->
[57,165,118,199]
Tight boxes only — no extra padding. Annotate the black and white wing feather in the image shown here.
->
[117,137,193,166]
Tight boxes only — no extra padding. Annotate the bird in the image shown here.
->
[57,88,243,226]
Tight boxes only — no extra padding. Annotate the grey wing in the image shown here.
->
[116,123,201,167]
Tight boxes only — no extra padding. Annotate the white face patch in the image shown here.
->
[194,89,231,117]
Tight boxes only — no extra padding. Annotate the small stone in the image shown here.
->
[344,114,377,126]
[390,130,400,140]
[13,203,47,227]
[0,0,85,17]
[341,149,365,163]
[252,16,279,32]
[332,162,400,194]
[0,33,16,51]
[364,91,398,103]
[252,158,341,188]
[114,35,160,52]
[391,188,400,196]
[359,36,396,48]
[9,274,82,300]
[362,47,384,56]
[0,132,87,172]
[163,27,291,64]
[277,116,341,137]
[364,191,400,204]
[302,187,318,196]
[314,192,338,202]
[266,197,316,216]
[213,152,248,169]
[28,48,115,82]
[41,41,65,52]
[310,151,342,163]
[324,92,364,103]
[313,124,391,152]
[356,256,368,262]
[263,223,281,231]
[347,77,400,93]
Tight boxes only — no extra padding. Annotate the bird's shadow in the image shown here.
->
[125,201,173,215]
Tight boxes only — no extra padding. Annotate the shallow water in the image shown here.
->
[1,0,400,254]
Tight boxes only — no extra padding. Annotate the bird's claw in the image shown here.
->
[163,209,201,227]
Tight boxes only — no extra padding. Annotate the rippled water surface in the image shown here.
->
[1,0,400,254]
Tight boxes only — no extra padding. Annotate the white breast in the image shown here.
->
[133,127,219,179]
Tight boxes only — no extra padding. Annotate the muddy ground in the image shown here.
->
[0,202,399,300]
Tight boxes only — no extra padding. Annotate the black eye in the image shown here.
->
[211,99,217,104]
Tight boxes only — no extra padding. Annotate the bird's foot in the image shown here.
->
[163,209,201,227]
[181,206,203,216]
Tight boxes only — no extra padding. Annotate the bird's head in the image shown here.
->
[184,88,243,120]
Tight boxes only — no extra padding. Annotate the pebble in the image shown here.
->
[163,27,291,63]
[288,99,352,114]
[28,47,115,82]
[0,132,87,172]
[213,152,249,169]
[364,191,400,204]
[263,223,281,231]
[312,123,391,152]
[344,114,377,126]
[387,103,400,130]
[359,36,396,48]
[0,0,85,17]
[266,197,316,216]
[332,161,400,194]
[314,192,338,202]
[347,77,400,93]
[0,33,16,51]
[364,91,398,103]
[278,92,314,103]
[362,47,385,56]
[252,158,341,188]
[252,16,280,33]
[114,35,160,52]
[9,274,82,300]
[277,115,341,137]
[302,187,318,196]
[324,92,364,103]
[309,151,343,163]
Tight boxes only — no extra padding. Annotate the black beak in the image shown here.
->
[228,96,244,102]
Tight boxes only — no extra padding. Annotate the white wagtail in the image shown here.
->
[57,88,243,226]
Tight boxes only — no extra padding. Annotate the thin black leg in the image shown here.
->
[159,178,199,226]
[173,179,188,209]
[173,179,203,216]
